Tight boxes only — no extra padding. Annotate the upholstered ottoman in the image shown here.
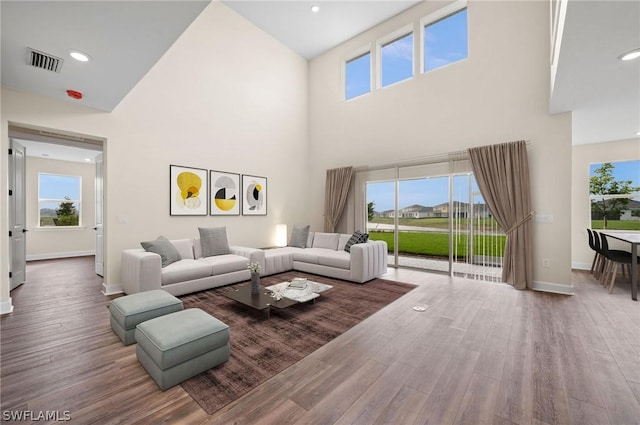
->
[110,290,183,345]
[135,308,230,390]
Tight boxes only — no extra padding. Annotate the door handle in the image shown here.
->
[22,229,28,233]
[93,227,97,230]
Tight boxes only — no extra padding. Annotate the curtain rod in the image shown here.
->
[354,140,531,172]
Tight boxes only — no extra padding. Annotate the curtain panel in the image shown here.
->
[324,166,354,232]
[468,140,533,289]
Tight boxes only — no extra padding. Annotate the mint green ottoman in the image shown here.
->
[135,308,230,390]
[109,290,183,345]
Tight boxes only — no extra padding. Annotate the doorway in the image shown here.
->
[8,124,105,292]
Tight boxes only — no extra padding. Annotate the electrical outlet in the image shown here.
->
[542,258,550,268]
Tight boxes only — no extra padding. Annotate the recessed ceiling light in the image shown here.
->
[311,5,320,13]
[618,48,640,61]
[84,158,92,162]
[69,50,91,62]
[636,131,640,136]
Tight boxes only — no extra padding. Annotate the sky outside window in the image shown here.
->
[368,177,476,212]
[39,174,81,199]
[424,8,468,72]
[345,52,371,100]
[381,33,413,87]
[589,159,640,187]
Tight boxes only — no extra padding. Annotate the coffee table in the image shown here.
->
[220,284,297,319]
[265,280,333,303]
[220,280,332,319]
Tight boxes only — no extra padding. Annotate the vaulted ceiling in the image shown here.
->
[2,0,638,152]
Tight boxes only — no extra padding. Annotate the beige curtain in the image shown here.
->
[468,141,533,289]
[324,166,354,232]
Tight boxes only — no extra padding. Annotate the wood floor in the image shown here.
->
[1,257,639,425]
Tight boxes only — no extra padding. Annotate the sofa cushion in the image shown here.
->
[170,239,195,260]
[288,224,310,248]
[337,234,351,251]
[312,233,339,250]
[317,250,351,270]
[141,236,181,267]
[199,227,231,257]
[161,259,212,285]
[307,232,315,248]
[293,249,320,265]
[344,231,369,253]
[197,254,249,275]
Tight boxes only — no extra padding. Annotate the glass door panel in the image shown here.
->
[397,176,450,272]
[366,180,396,266]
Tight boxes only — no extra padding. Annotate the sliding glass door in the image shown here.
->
[364,165,505,281]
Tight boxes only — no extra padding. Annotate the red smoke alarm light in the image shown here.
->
[66,89,83,100]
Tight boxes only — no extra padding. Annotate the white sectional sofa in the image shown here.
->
[121,230,388,296]
[261,232,388,283]
[121,238,263,296]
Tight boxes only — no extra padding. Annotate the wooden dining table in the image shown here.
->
[600,231,640,301]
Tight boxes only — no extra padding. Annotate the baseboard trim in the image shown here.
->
[102,282,123,296]
[531,280,575,296]
[27,250,95,261]
[0,298,14,315]
[572,262,592,271]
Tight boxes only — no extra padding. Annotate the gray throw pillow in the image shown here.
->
[288,224,310,248]
[198,227,231,257]
[140,236,181,267]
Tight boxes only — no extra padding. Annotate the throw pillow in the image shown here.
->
[337,234,351,251]
[344,231,370,253]
[288,224,310,248]
[307,231,315,248]
[312,233,339,250]
[198,227,231,257]
[140,236,181,267]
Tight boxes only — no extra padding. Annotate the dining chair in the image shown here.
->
[587,229,603,276]
[590,230,608,282]
[599,233,639,294]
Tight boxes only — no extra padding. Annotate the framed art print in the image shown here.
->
[210,170,240,215]
[242,175,267,216]
[170,165,208,216]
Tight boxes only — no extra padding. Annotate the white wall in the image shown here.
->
[308,1,573,290]
[571,138,640,269]
[1,2,309,307]
[25,157,96,260]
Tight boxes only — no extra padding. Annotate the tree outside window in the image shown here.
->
[39,173,82,227]
[589,161,640,230]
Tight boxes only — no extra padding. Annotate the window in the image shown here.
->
[380,32,414,87]
[345,52,371,100]
[423,4,468,72]
[589,160,640,230]
[39,173,82,227]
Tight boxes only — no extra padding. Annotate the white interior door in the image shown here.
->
[9,140,27,290]
[95,153,104,277]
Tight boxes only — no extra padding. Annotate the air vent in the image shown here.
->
[27,48,63,73]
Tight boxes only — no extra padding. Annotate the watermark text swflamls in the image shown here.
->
[2,410,71,421]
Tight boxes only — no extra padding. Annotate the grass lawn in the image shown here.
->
[591,220,640,231]
[370,231,506,258]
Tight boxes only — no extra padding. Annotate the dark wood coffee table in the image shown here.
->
[220,284,298,319]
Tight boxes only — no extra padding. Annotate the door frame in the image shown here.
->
[7,123,106,296]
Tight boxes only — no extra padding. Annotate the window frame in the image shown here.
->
[38,172,83,228]
[420,0,468,74]
[376,24,416,89]
[343,44,373,101]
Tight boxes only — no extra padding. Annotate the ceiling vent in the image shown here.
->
[26,48,63,73]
